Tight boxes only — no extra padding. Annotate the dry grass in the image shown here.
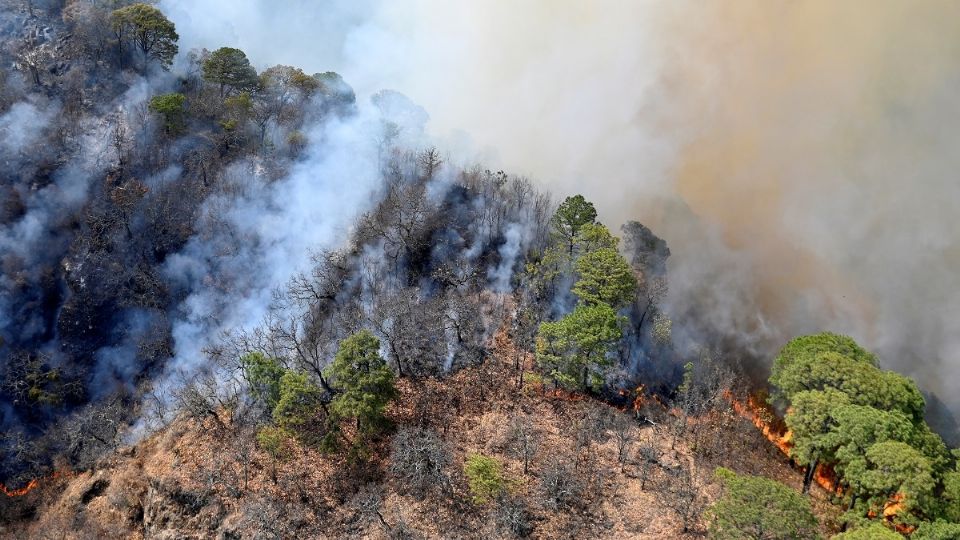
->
[1,331,842,539]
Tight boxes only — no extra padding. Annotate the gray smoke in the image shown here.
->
[157,0,960,439]
[134,98,407,433]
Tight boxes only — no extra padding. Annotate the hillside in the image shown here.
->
[0,331,843,539]
[1,2,959,539]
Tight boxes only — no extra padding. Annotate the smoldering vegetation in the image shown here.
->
[0,0,681,488]
[0,0,365,484]
[157,0,960,442]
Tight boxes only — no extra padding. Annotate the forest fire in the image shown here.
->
[619,384,668,416]
[725,392,841,494]
[1,470,74,497]
[727,392,793,455]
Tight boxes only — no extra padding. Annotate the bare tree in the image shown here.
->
[659,460,708,534]
[350,483,390,532]
[170,369,241,433]
[538,457,584,510]
[610,412,635,472]
[495,495,533,538]
[389,427,452,496]
[570,405,609,476]
[504,413,540,475]
[357,180,434,271]
[49,398,127,470]
[635,439,659,490]
[111,110,130,169]
[416,146,442,179]
[15,42,53,86]
[370,289,447,378]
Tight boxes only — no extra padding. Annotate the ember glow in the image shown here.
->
[1,470,74,498]
[726,392,843,494]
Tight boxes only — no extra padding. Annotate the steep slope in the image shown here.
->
[0,327,842,539]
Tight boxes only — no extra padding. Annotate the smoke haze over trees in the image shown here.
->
[1,1,959,538]
[154,0,960,439]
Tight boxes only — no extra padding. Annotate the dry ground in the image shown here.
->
[0,342,842,539]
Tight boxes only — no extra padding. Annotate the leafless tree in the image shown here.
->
[416,146,442,179]
[634,439,659,490]
[389,427,452,496]
[610,412,636,472]
[170,369,241,432]
[356,180,434,271]
[15,42,53,86]
[350,483,390,531]
[570,405,609,474]
[370,289,447,377]
[659,460,708,534]
[538,456,583,510]
[111,110,130,169]
[504,413,540,475]
[495,495,533,538]
[48,398,126,470]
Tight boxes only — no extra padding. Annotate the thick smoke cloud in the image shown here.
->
[137,101,393,433]
[159,0,960,438]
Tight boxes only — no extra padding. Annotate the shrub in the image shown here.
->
[464,453,506,504]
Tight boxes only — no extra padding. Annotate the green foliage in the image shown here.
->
[826,404,914,492]
[202,47,259,97]
[256,426,292,462]
[221,91,253,133]
[913,521,960,540]
[261,64,320,95]
[572,247,637,308]
[859,441,935,521]
[464,454,506,504]
[536,303,623,390]
[773,351,924,421]
[574,222,618,253]
[287,131,307,155]
[940,458,960,522]
[552,194,597,252]
[273,370,327,447]
[830,523,902,540]
[708,467,820,540]
[786,389,850,467]
[773,333,958,529]
[326,330,397,437]
[148,92,186,134]
[313,71,356,104]
[652,312,672,345]
[110,3,178,69]
[770,332,876,406]
[524,242,570,302]
[239,352,285,411]
[908,423,951,476]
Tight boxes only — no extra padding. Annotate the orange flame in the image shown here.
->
[877,493,915,534]
[727,392,793,455]
[812,464,841,494]
[620,384,667,414]
[1,470,74,497]
[725,392,841,493]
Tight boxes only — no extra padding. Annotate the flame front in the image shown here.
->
[726,392,793,455]
[1,470,73,497]
[726,392,841,493]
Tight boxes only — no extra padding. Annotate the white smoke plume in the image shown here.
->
[158,0,960,437]
[136,100,396,432]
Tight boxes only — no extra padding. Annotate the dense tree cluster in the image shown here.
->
[771,332,959,534]
[707,467,819,540]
